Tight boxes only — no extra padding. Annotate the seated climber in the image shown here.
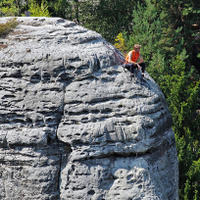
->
[123,44,145,78]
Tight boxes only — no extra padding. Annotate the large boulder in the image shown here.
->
[0,17,178,200]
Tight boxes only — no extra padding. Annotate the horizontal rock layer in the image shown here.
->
[0,17,178,200]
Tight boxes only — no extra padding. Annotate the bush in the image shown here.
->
[114,32,127,55]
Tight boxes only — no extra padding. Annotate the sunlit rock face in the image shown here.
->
[0,17,179,200]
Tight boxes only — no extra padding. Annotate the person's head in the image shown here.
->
[134,44,141,52]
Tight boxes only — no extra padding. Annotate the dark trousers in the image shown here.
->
[123,63,145,73]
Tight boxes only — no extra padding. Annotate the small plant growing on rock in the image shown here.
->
[0,18,18,38]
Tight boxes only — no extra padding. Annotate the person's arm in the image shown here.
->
[137,55,143,64]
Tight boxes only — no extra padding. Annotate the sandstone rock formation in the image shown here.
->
[0,17,179,200]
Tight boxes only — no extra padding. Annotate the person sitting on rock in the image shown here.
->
[123,44,145,78]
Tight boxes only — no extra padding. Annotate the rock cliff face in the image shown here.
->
[0,17,178,200]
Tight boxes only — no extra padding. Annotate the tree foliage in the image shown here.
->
[77,0,140,42]
[28,0,50,17]
[114,32,127,54]
[48,0,72,19]
[0,0,20,16]
[152,0,200,72]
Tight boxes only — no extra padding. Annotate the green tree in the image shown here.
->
[156,50,200,200]
[121,0,184,66]
[184,159,200,200]
[152,0,200,72]
[78,0,140,42]
[48,0,72,19]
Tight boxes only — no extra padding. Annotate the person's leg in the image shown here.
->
[130,64,137,77]
[140,63,145,77]
[123,63,135,76]
[123,63,131,71]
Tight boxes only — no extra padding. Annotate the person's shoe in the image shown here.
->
[142,73,144,78]
[130,73,135,82]
[130,73,134,79]
[131,73,134,77]
[141,73,146,81]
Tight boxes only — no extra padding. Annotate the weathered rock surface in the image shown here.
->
[0,17,178,200]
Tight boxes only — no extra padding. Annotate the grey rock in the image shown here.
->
[0,17,178,200]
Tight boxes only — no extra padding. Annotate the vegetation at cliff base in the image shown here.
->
[0,0,200,199]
